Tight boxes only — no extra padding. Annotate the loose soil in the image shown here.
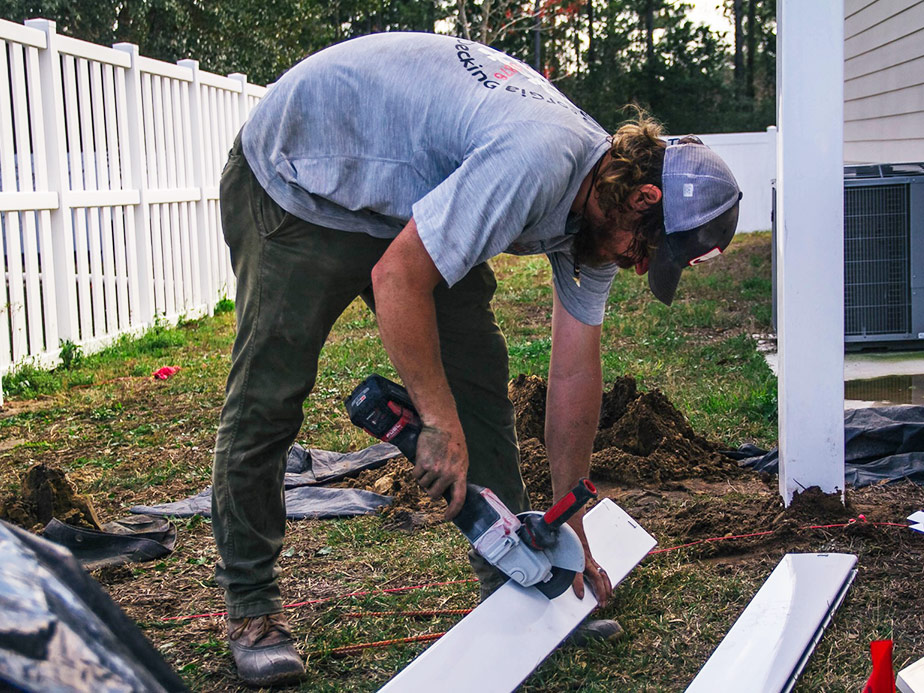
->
[0,462,103,531]
[3,369,923,691]
[345,374,739,514]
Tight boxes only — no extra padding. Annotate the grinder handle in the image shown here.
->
[542,479,597,530]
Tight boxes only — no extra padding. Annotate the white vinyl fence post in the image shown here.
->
[178,59,215,314]
[228,73,250,128]
[776,0,845,506]
[25,19,78,345]
[114,42,156,327]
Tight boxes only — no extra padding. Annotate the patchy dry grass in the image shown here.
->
[3,233,923,691]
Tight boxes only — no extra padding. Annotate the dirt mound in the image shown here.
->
[341,457,444,526]
[346,375,737,520]
[513,374,737,490]
[591,387,736,485]
[518,438,553,508]
[0,463,103,531]
[784,486,853,522]
[509,374,546,444]
[598,376,639,429]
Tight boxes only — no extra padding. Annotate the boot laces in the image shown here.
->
[230,612,292,645]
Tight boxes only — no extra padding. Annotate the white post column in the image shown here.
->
[177,59,213,313]
[229,72,250,129]
[114,42,156,326]
[25,19,78,344]
[776,0,845,505]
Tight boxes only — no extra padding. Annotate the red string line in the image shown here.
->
[161,516,914,623]
[161,578,477,621]
[319,515,915,656]
[342,609,473,619]
[647,517,908,555]
[313,632,445,656]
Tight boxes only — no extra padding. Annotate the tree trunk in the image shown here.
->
[733,0,744,96]
[746,0,757,100]
[587,0,595,70]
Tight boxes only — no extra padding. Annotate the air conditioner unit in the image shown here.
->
[843,162,924,347]
[771,162,924,348]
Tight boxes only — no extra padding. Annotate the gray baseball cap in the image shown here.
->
[648,140,741,306]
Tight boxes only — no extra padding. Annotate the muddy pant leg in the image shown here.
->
[432,263,530,600]
[213,144,389,618]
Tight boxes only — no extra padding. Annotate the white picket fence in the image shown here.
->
[0,17,266,399]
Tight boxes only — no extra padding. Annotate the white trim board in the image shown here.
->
[898,656,924,693]
[377,499,657,692]
[685,553,858,693]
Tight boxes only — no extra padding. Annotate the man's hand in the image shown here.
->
[567,513,613,606]
[412,423,469,519]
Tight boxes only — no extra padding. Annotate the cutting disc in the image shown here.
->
[516,511,585,599]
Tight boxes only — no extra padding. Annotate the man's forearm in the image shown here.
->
[545,290,611,602]
[545,291,603,500]
[370,218,469,516]
[545,369,602,499]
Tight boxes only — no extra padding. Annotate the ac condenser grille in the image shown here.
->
[844,183,911,336]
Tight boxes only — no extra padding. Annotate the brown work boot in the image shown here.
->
[227,612,305,687]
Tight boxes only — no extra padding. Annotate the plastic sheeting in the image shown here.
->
[284,441,401,488]
[130,486,392,519]
[128,443,400,519]
[733,406,924,487]
[0,520,188,692]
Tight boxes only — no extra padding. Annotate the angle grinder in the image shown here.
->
[345,374,594,598]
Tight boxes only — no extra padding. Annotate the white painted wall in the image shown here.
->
[844,0,924,163]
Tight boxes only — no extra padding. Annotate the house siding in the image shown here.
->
[844,0,924,163]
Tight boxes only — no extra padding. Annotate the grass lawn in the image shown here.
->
[2,231,922,691]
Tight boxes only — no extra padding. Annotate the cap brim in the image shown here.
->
[648,248,683,306]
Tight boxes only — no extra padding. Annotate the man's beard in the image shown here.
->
[574,215,644,270]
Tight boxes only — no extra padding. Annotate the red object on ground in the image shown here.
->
[863,640,896,693]
[152,366,180,380]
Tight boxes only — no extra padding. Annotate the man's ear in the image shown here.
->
[639,184,662,206]
[627,184,663,212]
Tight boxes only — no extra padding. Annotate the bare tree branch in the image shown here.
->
[458,0,472,40]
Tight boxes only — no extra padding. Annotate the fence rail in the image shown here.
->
[0,17,265,400]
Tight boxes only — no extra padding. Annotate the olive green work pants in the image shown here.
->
[213,140,530,617]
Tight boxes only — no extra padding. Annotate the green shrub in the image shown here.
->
[3,363,62,398]
[58,339,83,370]
[215,297,235,314]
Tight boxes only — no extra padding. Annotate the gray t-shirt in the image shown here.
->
[242,32,618,324]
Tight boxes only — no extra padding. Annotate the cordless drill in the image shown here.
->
[345,374,595,597]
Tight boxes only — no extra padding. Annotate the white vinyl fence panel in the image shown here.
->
[1,16,778,403]
[677,128,778,233]
[0,17,265,400]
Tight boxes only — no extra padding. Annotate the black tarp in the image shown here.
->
[0,520,188,692]
[733,406,924,487]
[42,515,177,570]
[129,443,400,519]
[129,485,392,519]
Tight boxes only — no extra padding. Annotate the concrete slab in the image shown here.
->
[845,353,924,381]
[762,349,924,409]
